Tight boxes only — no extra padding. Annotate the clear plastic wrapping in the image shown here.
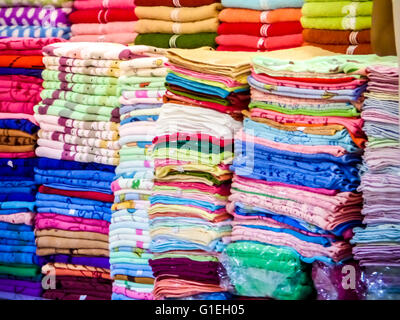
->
[221,241,313,300]
[362,266,400,300]
[312,260,366,300]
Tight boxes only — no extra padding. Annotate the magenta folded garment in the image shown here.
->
[216,33,303,50]
[74,0,135,9]
[70,33,137,44]
[71,21,136,35]
[35,213,110,235]
[0,101,36,114]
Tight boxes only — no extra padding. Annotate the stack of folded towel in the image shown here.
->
[33,42,140,300]
[0,0,73,39]
[225,47,380,299]
[0,37,62,300]
[110,46,167,300]
[134,0,222,49]
[351,59,400,299]
[70,0,138,44]
[301,0,373,54]
[149,49,251,300]
[217,0,304,52]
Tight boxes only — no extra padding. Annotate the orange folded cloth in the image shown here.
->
[0,55,44,69]
[304,42,373,55]
[219,8,302,24]
[303,29,370,45]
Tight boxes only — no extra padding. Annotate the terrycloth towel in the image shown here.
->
[300,16,371,30]
[0,25,71,39]
[135,18,219,34]
[302,29,370,45]
[135,33,217,49]
[135,0,217,6]
[221,0,304,10]
[219,8,302,23]
[216,34,303,51]
[218,22,303,37]
[74,0,135,9]
[302,1,372,17]
[69,9,138,24]
[305,42,372,55]
[0,0,73,6]
[71,22,136,36]
[135,3,222,22]
[70,34,137,45]
[0,7,72,27]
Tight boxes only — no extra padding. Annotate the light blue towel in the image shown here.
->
[221,0,304,10]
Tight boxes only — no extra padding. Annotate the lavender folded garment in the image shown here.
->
[0,7,72,27]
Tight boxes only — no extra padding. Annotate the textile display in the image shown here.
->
[134,2,222,49]
[301,0,373,54]
[217,0,303,52]
[110,46,167,300]
[351,60,400,299]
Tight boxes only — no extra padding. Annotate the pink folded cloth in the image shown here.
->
[0,49,43,56]
[74,0,135,9]
[251,72,367,90]
[230,226,352,262]
[0,113,38,125]
[35,213,110,235]
[70,33,137,44]
[216,33,303,51]
[0,152,35,158]
[0,212,34,225]
[0,101,36,114]
[71,21,136,35]
[0,37,65,51]
[112,285,153,300]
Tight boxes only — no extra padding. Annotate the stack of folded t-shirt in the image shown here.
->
[0,0,73,39]
[110,45,167,300]
[134,0,221,49]
[70,0,138,44]
[149,48,252,300]
[301,0,373,54]
[32,42,142,300]
[351,59,400,299]
[226,47,382,299]
[0,37,62,300]
[217,0,304,52]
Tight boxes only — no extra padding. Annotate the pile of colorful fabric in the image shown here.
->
[0,0,73,39]
[351,59,400,299]
[110,45,167,300]
[301,0,373,54]
[225,47,377,299]
[70,0,138,44]
[32,42,139,300]
[149,48,251,300]
[0,37,63,300]
[134,0,221,49]
[217,0,304,52]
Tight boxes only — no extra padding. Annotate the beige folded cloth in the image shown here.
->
[135,17,219,34]
[35,229,108,242]
[36,236,109,250]
[135,3,222,22]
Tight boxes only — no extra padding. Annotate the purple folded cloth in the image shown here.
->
[312,260,366,300]
[44,255,110,269]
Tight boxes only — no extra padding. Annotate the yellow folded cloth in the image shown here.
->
[135,17,219,34]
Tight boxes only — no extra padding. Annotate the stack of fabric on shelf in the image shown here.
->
[110,46,166,301]
[32,42,141,300]
[0,0,73,39]
[225,47,377,300]
[301,0,373,54]
[134,0,221,49]
[0,37,61,300]
[351,59,400,299]
[217,0,304,52]
[70,0,138,44]
[149,48,251,300]
[0,37,63,301]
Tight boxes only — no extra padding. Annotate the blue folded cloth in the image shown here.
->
[36,157,115,173]
[0,119,39,134]
[36,207,111,222]
[0,67,42,78]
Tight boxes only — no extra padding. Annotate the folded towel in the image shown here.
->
[221,0,303,10]
[218,22,303,37]
[71,22,136,36]
[219,8,302,24]
[302,28,370,44]
[301,16,371,30]
[135,33,217,49]
[302,1,372,17]
[135,18,219,34]
[305,42,373,55]
[69,9,137,24]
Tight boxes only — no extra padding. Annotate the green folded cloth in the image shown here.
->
[135,33,217,49]
[43,81,119,96]
[302,1,372,17]
[168,86,231,106]
[0,264,41,278]
[301,16,371,30]
[249,101,360,117]
[42,70,118,85]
